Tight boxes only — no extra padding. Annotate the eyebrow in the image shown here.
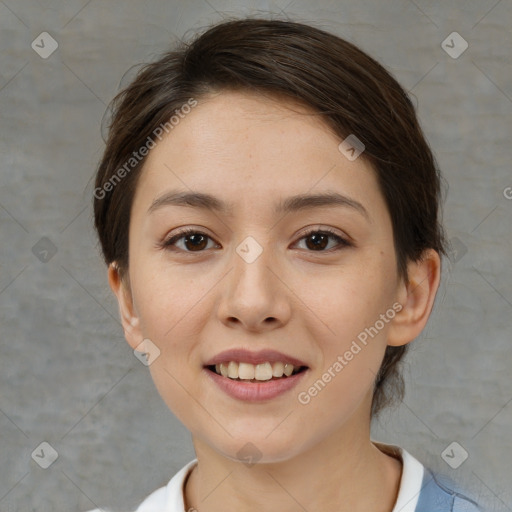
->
[147,190,369,220]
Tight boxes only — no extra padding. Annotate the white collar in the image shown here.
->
[136,442,425,511]
[373,441,425,512]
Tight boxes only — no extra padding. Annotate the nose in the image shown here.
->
[216,238,292,333]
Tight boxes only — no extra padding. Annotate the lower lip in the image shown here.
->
[203,367,308,402]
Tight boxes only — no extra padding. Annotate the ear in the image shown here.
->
[387,249,441,347]
[108,263,143,350]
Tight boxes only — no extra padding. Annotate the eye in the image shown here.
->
[294,228,351,252]
[162,228,219,252]
[161,227,351,254]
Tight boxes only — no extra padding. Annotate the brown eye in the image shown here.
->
[163,229,217,252]
[162,227,350,254]
[296,229,350,252]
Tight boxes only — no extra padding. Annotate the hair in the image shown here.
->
[93,17,447,418]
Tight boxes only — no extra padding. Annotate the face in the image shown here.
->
[116,90,410,463]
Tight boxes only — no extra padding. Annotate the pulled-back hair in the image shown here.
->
[93,17,447,418]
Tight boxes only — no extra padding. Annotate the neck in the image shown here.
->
[184,416,402,512]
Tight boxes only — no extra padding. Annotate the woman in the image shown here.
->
[88,17,481,512]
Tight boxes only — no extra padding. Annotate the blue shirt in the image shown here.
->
[415,467,481,511]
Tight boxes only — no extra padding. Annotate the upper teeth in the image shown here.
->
[214,361,299,381]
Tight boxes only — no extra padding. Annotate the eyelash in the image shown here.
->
[161,227,351,254]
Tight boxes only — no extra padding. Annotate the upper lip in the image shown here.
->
[204,348,309,368]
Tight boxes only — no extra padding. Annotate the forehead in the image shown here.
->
[132,90,383,218]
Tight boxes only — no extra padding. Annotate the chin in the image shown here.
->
[207,431,307,466]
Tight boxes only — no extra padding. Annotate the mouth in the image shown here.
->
[205,361,308,383]
[202,348,310,401]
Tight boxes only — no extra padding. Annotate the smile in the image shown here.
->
[207,361,306,381]
[204,364,309,402]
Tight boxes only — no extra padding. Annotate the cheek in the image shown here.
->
[300,260,395,338]
[300,297,392,425]
[131,259,208,338]
[135,275,207,419]
[298,260,397,405]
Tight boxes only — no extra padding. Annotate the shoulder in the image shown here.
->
[416,469,483,512]
[83,486,167,512]
[374,442,483,512]
[83,458,198,512]
[132,484,168,511]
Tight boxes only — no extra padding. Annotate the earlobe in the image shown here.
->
[387,249,441,347]
[107,263,143,350]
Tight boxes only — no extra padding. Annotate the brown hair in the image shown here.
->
[93,17,447,418]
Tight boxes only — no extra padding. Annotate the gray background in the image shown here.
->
[0,1,511,511]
